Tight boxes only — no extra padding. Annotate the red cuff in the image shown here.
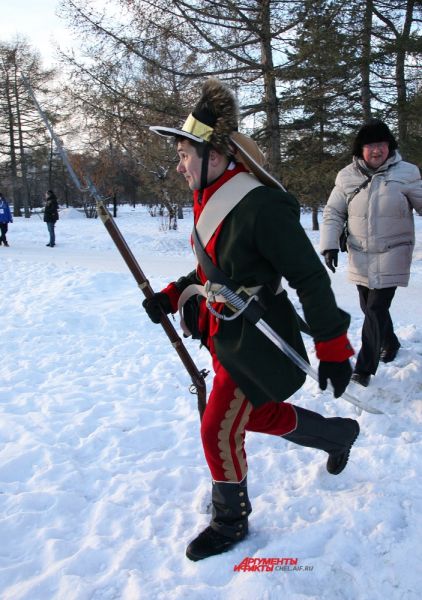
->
[161,282,180,313]
[315,333,354,362]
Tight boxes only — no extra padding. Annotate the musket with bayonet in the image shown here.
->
[22,73,208,418]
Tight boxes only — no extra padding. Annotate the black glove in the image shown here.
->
[142,292,172,324]
[318,359,352,398]
[323,249,339,273]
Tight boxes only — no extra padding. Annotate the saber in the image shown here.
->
[207,285,383,415]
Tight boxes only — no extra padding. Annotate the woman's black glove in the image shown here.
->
[323,249,339,273]
[318,359,352,398]
[142,292,172,324]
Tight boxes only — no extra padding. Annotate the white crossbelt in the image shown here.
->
[178,172,283,336]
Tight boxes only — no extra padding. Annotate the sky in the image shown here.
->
[2,0,78,68]
[1,205,421,599]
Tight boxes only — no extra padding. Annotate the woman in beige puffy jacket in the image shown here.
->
[320,120,422,387]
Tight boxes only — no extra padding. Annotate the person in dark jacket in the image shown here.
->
[0,192,13,247]
[44,190,59,247]
[320,120,422,387]
[145,79,359,562]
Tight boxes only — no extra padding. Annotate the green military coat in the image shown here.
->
[176,183,350,408]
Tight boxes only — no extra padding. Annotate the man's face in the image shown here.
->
[176,139,203,190]
[362,142,389,170]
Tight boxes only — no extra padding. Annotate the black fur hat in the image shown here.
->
[150,78,238,156]
[191,78,238,156]
[352,119,398,158]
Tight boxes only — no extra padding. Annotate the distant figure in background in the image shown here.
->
[44,190,59,247]
[0,192,13,247]
[320,119,422,388]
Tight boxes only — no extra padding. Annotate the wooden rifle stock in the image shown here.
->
[97,201,207,418]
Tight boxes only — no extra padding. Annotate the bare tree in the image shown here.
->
[59,0,303,178]
[0,39,57,216]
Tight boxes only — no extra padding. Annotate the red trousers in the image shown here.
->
[201,344,297,482]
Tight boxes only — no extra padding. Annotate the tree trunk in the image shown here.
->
[14,67,31,218]
[360,0,373,120]
[259,0,282,177]
[312,207,319,231]
[395,0,414,151]
[4,70,20,217]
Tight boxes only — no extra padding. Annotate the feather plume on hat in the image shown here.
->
[190,78,238,155]
[149,78,238,156]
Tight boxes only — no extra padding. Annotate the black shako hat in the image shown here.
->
[150,78,284,189]
[352,119,398,158]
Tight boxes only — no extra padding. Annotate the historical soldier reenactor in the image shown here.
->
[145,78,359,561]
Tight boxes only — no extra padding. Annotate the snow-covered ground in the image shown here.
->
[1,204,421,600]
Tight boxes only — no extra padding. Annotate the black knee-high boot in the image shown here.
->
[283,406,360,475]
[186,478,251,561]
